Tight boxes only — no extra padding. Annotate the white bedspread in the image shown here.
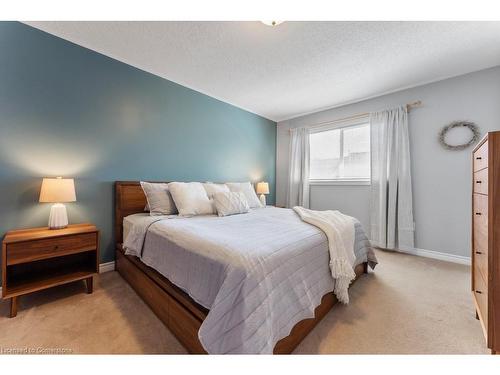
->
[123,207,377,354]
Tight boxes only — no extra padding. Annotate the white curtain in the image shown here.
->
[286,127,310,208]
[370,106,414,250]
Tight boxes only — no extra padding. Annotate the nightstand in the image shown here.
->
[1,223,99,317]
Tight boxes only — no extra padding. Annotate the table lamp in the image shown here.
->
[39,177,76,229]
[256,182,269,207]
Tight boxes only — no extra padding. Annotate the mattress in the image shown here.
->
[122,207,377,354]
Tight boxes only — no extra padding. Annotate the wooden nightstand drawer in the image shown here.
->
[7,232,97,265]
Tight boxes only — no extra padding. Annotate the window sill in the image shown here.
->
[309,179,371,186]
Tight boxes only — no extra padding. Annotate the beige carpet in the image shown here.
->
[0,249,489,354]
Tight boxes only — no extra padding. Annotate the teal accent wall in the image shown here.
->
[0,22,276,266]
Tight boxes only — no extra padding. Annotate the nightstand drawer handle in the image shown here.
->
[475,290,482,294]
[476,157,482,160]
[475,212,482,215]
[476,180,482,184]
[54,245,59,250]
[475,251,483,255]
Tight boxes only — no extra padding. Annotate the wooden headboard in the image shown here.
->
[115,181,168,244]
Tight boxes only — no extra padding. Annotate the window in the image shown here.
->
[309,122,370,184]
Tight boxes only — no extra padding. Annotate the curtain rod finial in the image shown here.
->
[407,100,422,110]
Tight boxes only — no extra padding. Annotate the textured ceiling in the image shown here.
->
[24,21,500,121]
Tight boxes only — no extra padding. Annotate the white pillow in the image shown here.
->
[213,192,250,217]
[140,182,177,216]
[168,182,215,217]
[202,182,230,199]
[225,182,263,208]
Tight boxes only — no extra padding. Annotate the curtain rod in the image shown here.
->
[287,100,422,132]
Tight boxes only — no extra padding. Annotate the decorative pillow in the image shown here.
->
[168,182,215,217]
[213,192,250,217]
[202,182,230,199]
[225,182,263,208]
[140,182,177,216]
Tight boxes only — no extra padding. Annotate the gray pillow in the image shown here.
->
[140,181,177,216]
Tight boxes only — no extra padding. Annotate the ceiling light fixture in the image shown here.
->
[261,21,284,27]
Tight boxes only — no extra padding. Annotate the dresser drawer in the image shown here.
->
[473,141,488,171]
[474,249,488,283]
[473,193,488,282]
[473,168,488,195]
[473,192,489,248]
[474,266,488,328]
[7,232,97,265]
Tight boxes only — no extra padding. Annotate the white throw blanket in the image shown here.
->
[293,206,356,303]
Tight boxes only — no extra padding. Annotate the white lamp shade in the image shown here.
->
[39,177,76,203]
[256,182,270,195]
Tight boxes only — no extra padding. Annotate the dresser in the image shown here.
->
[472,131,500,354]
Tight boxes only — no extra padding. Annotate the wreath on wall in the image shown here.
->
[438,121,480,151]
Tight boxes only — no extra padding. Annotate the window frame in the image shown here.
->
[308,117,371,186]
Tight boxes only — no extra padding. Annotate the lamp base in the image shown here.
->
[259,194,267,207]
[48,203,69,229]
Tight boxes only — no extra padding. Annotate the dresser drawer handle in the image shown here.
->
[475,212,482,215]
[54,245,59,250]
[475,251,483,255]
[476,180,482,184]
[475,290,483,294]
[476,157,482,160]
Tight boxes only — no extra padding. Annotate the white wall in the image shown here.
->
[277,66,500,257]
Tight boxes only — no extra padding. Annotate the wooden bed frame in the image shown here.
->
[114,181,369,354]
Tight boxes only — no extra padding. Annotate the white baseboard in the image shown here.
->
[99,261,116,273]
[395,246,471,265]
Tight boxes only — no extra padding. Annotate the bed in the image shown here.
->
[114,181,377,354]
